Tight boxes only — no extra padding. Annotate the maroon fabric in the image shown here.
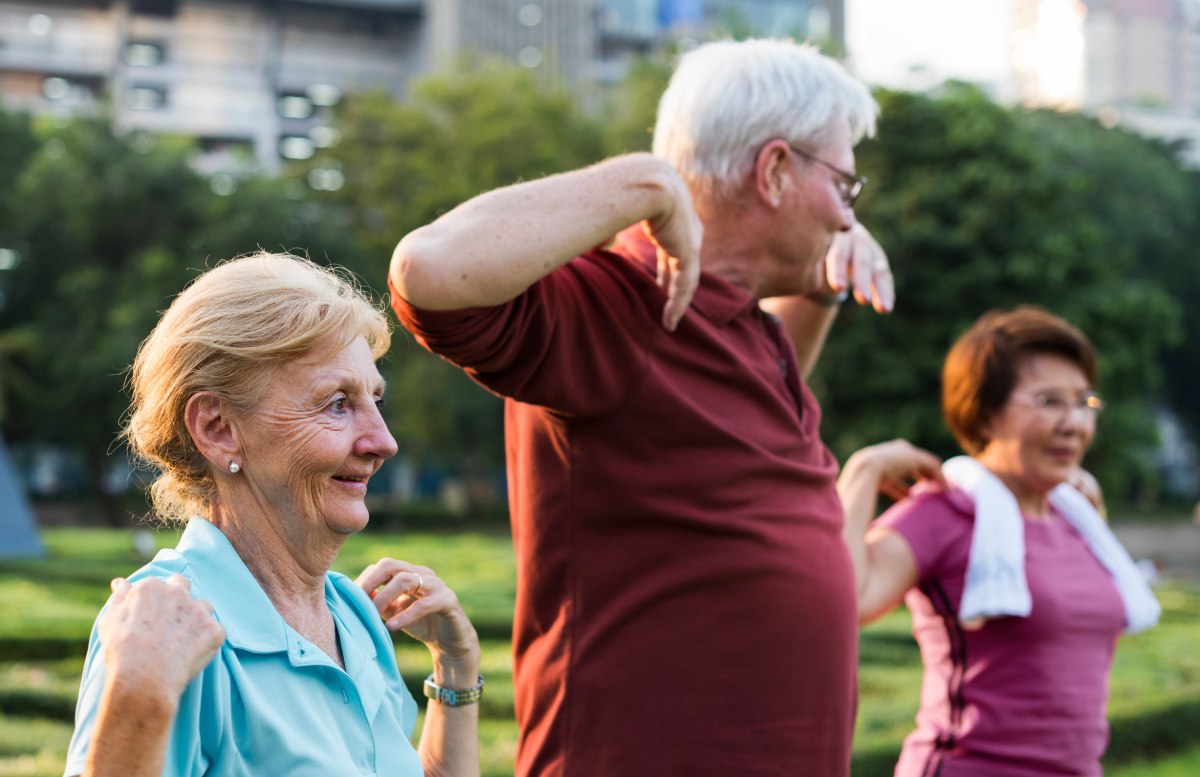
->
[877,489,1125,777]
[392,227,857,777]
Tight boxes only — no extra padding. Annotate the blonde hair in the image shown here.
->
[653,39,878,200]
[122,252,390,524]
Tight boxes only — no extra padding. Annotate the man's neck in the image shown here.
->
[695,195,773,299]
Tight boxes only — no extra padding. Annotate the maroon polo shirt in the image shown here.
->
[392,227,857,777]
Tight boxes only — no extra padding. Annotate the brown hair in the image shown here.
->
[942,306,1097,455]
[121,252,390,524]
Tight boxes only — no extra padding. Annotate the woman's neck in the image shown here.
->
[207,503,342,625]
[974,457,1053,521]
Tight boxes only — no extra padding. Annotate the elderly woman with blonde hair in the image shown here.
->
[64,253,481,777]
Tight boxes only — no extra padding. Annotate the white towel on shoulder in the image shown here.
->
[942,456,1160,634]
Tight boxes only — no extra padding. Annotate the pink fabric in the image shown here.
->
[877,489,1126,777]
[392,227,857,777]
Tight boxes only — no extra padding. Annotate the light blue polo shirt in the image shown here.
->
[64,518,424,777]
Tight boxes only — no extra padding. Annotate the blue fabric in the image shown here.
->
[64,518,423,777]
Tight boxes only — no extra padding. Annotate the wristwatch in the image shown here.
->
[806,288,850,307]
[423,673,485,706]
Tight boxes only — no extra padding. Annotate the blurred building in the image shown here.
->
[429,0,596,91]
[1012,0,1200,165]
[429,1,846,98]
[0,0,425,172]
[0,0,848,170]
[595,0,844,85]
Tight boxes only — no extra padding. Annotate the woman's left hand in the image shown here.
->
[356,559,480,665]
[1068,466,1108,520]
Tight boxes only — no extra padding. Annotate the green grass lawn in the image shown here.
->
[1,527,1197,777]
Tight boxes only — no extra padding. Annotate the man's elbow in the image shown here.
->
[390,231,443,309]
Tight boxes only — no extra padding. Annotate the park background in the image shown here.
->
[1,1,1199,776]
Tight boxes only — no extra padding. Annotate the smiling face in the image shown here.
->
[234,334,398,542]
[977,353,1097,508]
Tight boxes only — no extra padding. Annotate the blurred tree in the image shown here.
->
[0,122,207,519]
[602,56,672,155]
[1022,114,1200,471]
[818,85,1186,500]
[0,119,362,520]
[0,109,38,425]
[326,61,606,260]
[320,63,607,476]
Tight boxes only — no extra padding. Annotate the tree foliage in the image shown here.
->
[0,110,40,423]
[318,63,608,472]
[817,86,1189,499]
[1,64,1197,505]
[0,118,363,519]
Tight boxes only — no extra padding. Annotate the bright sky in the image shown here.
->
[845,0,1012,92]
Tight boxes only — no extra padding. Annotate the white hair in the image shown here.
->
[652,39,879,199]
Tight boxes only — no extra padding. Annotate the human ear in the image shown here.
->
[753,140,792,209]
[184,392,239,471]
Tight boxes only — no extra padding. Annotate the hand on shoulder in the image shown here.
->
[845,439,946,502]
[98,575,225,706]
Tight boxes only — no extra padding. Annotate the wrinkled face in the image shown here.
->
[236,335,398,540]
[978,353,1097,501]
[781,121,858,295]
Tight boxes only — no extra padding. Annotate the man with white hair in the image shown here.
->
[390,39,893,777]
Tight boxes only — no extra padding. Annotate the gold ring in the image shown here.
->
[414,573,424,597]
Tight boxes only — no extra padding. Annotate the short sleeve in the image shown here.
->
[390,250,660,417]
[875,489,974,582]
[62,623,105,777]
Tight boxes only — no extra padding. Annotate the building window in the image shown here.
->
[42,77,71,100]
[130,0,179,18]
[28,14,53,36]
[518,46,543,68]
[279,136,315,160]
[307,84,342,108]
[127,85,168,110]
[277,94,314,120]
[518,4,543,27]
[124,42,166,67]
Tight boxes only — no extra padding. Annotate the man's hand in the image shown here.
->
[820,223,894,313]
[643,170,703,332]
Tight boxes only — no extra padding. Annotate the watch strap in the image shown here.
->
[423,673,484,706]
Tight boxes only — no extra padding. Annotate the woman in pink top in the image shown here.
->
[839,307,1130,777]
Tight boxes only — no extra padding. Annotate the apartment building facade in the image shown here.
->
[0,0,847,170]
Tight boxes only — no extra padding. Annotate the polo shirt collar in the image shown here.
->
[610,226,759,326]
[173,517,293,654]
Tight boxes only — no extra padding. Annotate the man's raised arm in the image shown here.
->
[389,153,702,331]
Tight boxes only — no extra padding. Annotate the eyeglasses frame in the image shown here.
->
[787,144,867,207]
[1010,389,1105,421]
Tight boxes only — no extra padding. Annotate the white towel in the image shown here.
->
[942,456,1160,634]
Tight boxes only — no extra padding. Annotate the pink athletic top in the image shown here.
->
[878,488,1126,777]
[393,227,857,777]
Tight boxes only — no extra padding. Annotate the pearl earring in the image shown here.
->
[229,461,241,474]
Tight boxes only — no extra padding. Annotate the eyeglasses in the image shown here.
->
[1010,390,1105,420]
[788,144,867,207]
